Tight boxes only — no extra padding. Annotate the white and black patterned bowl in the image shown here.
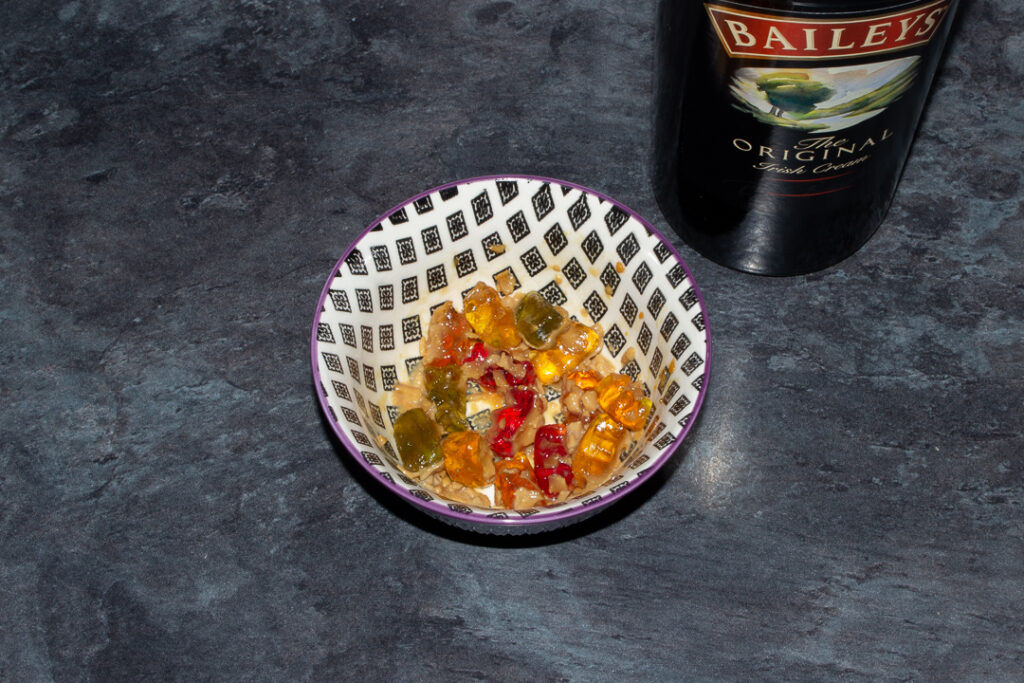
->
[311,176,710,534]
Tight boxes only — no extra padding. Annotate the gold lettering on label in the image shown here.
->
[803,28,817,51]
[830,27,855,50]
[794,136,850,151]
[815,155,870,173]
[765,25,797,51]
[707,1,951,59]
[724,19,756,47]
[753,162,807,175]
[918,8,946,36]
[734,129,897,176]
[897,14,923,41]
[862,23,889,47]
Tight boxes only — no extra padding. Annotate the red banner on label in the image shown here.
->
[706,0,951,60]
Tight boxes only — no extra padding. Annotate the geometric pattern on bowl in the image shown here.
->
[311,175,711,533]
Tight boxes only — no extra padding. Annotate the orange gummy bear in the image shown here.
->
[566,369,601,390]
[424,302,474,366]
[494,452,544,509]
[595,374,653,430]
[442,431,495,488]
[463,283,521,350]
[572,413,627,488]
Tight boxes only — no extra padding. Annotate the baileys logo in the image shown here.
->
[706,0,952,60]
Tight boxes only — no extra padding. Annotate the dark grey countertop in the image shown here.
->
[2,1,1021,680]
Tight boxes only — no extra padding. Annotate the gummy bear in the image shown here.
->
[515,291,565,349]
[442,431,495,488]
[566,369,601,390]
[424,302,474,366]
[595,374,653,430]
[424,364,468,432]
[533,423,574,497]
[572,413,627,488]
[489,387,535,458]
[463,283,521,350]
[393,408,442,472]
[532,320,602,384]
[494,452,544,509]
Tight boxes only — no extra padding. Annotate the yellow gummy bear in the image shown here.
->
[463,283,521,350]
[532,321,601,384]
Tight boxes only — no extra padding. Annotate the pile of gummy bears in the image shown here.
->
[391,282,652,510]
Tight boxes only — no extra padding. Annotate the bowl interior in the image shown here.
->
[312,176,709,528]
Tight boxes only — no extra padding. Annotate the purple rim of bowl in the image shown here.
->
[310,174,712,529]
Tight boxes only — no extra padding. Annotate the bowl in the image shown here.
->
[310,175,710,534]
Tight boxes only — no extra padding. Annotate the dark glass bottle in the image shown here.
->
[654,0,960,276]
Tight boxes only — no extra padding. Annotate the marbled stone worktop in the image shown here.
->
[1,0,1021,680]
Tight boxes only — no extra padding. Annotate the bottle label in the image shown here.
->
[700,0,954,193]
[707,0,952,61]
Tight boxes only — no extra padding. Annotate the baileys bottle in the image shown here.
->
[654,0,960,275]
